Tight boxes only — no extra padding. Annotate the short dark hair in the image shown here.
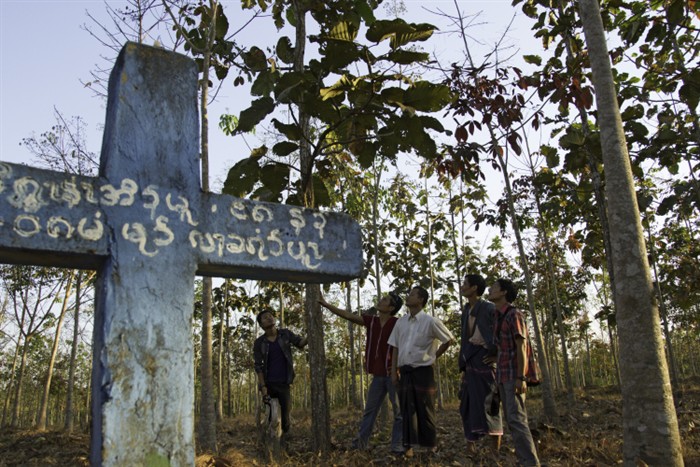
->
[256,308,274,325]
[496,278,518,303]
[411,286,430,307]
[465,274,487,296]
[388,291,403,316]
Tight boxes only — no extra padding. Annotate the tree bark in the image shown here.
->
[293,0,332,451]
[578,1,683,464]
[37,271,76,430]
[494,140,558,421]
[197,0,220,453]
[64,272,83,432]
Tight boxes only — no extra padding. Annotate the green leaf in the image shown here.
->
[326,21,358,42]
[276,37,295,64]
[523,55,542,66]
[251,70,276,97]
[679,83,700,110]
[321,40,362,70]
[236,97,275,133]
[354,0,376,24]
[666,0,684,25]
[382,82,453,113]
[385,50,430,65]
[260,162,290,195]
[222,152,264,197]
[219,114,239,136]
[311,173,332,207]
[215,8,229,40]
[320,74,356,101]
[274,71,312,104]
[419,115,445,132]
[366,19,436,50]
[271,119,302,140]
[541,145,560,168]
[559,127,586,147]
[242,46,268,72]
[272,141,299,156]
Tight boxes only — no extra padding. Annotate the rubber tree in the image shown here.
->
[577,1,683,464]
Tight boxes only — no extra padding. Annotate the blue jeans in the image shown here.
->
[499,380,540,466]
[354,375,403,452]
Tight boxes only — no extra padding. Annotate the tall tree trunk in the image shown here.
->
[216,280,229,421]
[197,0,220,453]
[493,139,558,420]
[12,335,31,427]
[65,272,83,432]
[371,157,384,298]
[346,283,358,407]
[293,0,331,452]
[2,331,21,427]
[200,277,217,452]
[578,2,683,464]
[584,328,593,386]
[447,182,464,311]
[423,178,444,410]
[528,148,575,404]
[227,311,232,417]
[37,271,76,430]
[357,281,365,408]
[646,226,681,392]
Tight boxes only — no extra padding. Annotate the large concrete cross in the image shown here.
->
[0,43,362,465]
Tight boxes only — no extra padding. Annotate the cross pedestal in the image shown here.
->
[0,43,362,466]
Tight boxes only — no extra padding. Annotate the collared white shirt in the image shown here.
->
[387,309,454,368]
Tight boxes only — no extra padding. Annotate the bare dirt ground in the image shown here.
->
[1,382,699,466]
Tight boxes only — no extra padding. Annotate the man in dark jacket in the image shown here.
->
[459,274,502,453]
[253,308,307,435]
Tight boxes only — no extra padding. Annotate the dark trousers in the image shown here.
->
[266,382,291,433]
[459,345,503,441]
[399,365,437,448]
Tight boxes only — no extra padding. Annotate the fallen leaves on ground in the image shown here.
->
[2,381,699,466]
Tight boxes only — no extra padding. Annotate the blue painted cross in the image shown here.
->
[0,43,362,465]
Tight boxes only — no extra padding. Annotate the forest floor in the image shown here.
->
[1,380,699,466]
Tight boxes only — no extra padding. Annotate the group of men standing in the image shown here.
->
[253,275,540,466]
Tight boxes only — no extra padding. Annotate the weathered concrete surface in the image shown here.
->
[0,42,362,466]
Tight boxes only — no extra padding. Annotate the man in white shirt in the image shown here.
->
[388,286,454,457]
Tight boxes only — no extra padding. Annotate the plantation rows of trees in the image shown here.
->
[2,0,700,464]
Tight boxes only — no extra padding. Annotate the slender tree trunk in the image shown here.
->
[372,157,384,298]
[584,329,593,386]
[216,280,229,421]
[12,335,32,427]
[493,141,558,420]
[200,277,217,451]
[447,182,464,311]
[2,333,21,427]
[646,227,681,393]
[197,0,220,453]
[578,2,683,464]
[528,149,575,404]
[38,271,76,430]
[357,282,365,408]
[346,284,358,407]
[293,0,331,451]
[65,272,82,432]
[226,305,232,417]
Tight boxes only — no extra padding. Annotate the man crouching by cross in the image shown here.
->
[253,308,308,447]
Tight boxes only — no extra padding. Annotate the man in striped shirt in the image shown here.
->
[489,278,540,466]
[319,291,404,453]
